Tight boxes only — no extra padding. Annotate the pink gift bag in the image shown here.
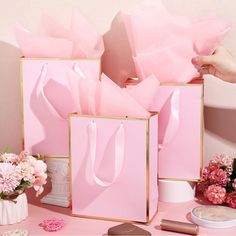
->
[152,80,203,180]
[70,113,158,223]
[21,58,101,157]
[126,79,203,181]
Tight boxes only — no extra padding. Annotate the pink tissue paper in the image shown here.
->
[123,0,231,83]
[14,10,104,58]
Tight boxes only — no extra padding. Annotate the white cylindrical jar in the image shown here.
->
[159,179,196,203]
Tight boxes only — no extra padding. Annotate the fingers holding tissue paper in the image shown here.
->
[122,0,231,83]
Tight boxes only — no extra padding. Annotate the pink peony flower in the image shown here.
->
[208,162,221,172]
[0,163,21,193]
[202,162,221,180]
[0,151,47,198]
[226,192,236,208]
[17,151,29,163]
[31,158,47,175]
[204,185,226,205]
[34,173,47,197]
[0,153,18,163]
[211,154,233,175]
[16,162,35,184]
[208,168,229,186]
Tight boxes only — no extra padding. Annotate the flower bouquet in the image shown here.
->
[0,151,47,200]
[0,150,47,225]
[197,154,236,208]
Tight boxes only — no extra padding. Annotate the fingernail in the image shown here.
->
[192,57,199,64]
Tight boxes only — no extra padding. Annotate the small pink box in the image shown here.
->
[21,58,101,157]
[69,113,158,223]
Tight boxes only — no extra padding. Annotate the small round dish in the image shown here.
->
[191,205,236,228]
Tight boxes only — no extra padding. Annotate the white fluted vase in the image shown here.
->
[0,193,28,225]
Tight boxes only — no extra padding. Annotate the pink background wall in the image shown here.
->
[0,0,236,164]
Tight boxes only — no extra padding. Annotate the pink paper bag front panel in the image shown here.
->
[70,115,158,223]
[21,58,100,156]
[150,83,203,180]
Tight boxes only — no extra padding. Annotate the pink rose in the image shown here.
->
[202,162,221,180]
[208,169,229,186]
[33,174,47,196]
[226,192,236,208]
[17,151,29,163]
[0,153,18,163]
[211,154,233,175]
[208,162,221,172]
[204,185,226,205]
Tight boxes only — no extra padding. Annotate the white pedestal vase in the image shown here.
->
[40,158,70,207]
[0,193,28,225]
[159,179,196,203]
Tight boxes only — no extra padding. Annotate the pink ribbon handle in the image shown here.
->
[87,121,125,187]
[158,90,180,150]
[36,63,65,120]
[37,63,83,120]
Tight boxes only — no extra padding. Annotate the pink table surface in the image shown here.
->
[1,191,236,236]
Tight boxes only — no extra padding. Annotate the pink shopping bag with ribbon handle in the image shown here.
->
[126,78,203,180]
[70,113,158,223]
[21,58,101,157]
[152,80,203,180]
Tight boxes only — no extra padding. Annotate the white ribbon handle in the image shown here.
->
[73,63,86,78]
[158,90,180,150]
[36,63,65,120]
[87,121,125,187]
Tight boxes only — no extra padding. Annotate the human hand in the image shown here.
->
[192,46,236,83]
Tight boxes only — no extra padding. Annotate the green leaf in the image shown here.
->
[20,181,30,188]
[16,180,30,190]
[2,147,11,153]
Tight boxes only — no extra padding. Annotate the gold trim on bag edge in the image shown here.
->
[70,113,156,121]
[159,178,199,182]
[127,77,204,87]
[20,59,24,151]
[146,119,150,222]
[20,57,101,158]
[200,81,204,178]
[68,113,158,224]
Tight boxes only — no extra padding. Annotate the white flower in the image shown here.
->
[16,162,35,183]
[0,153,18,163]
[0,152,47,197]
[28,157,47,174]
[0,163,21,193]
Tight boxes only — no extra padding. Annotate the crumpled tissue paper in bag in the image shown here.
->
[43,68,160,119]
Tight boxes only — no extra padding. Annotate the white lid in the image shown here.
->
[191,206,236,228]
